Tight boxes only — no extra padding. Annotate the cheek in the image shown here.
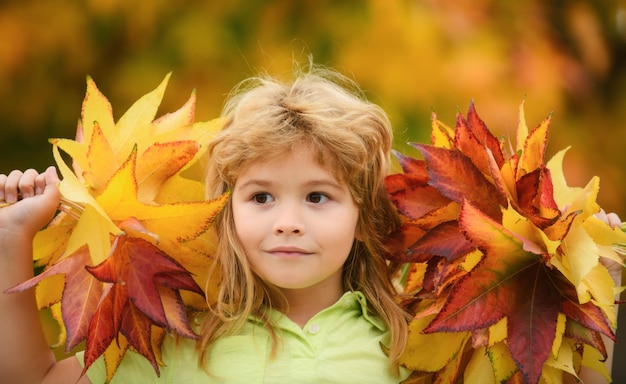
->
[326,210,359,251]
[232,205,259,249]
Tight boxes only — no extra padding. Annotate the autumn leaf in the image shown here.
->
[389,101,625,383]
[385,173,451,220]
[82,233,203,376]
[407,221,474,261]
[515,166,560,229]
[400,314,470,372]
[391,149,429,179]
[517,114,551,177]
[414,144,506,221]
[425,201,562,384]
[453,101,505,176]
[7,246,101,352]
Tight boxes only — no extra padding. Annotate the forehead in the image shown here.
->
[238,145,338,181]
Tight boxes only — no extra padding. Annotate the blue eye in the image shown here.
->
[307,192,328,204]
[253,193,273,204]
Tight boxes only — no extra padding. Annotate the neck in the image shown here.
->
[279,279,344,328]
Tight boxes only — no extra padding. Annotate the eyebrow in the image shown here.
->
[304,179,345,190]
[237,178,345,191]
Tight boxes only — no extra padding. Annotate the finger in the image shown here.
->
[43,166,59,186]
[17,169,39,199]
[0,173,7,201]
[37,166,59,196]
[4,170,25,203]
[606,212,621,229]
[34,173,46,196]
[594,209,622,229]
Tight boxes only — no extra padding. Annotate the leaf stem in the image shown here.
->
[0,196,85,221]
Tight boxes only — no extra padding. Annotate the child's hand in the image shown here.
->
[0,166,60,241]
[595,209,624,286]
[595,209,622,230]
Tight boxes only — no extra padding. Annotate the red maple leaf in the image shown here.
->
[6,246,102,352]
[414,144,507,221]
[453,101,505,175]
[423,201,615,384]
[82,233,203,375]
[423,202,561,383]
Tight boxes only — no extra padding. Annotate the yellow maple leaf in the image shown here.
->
[400,314,469,372]
[464,346,496,384]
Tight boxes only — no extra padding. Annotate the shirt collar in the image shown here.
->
[250,291,387,332]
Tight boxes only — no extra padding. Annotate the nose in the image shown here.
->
[273,203,305,235]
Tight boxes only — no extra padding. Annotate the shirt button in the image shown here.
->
[308,323,321,334]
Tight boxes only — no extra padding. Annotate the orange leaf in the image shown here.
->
[136,140,199,203]
[453,102,505,176]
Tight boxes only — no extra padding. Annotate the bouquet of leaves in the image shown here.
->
[7,74,229,382]
[386,102,626,383]
[5,75,625,384]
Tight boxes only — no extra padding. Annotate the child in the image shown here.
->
[0,67,413,383]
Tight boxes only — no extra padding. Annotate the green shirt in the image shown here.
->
[77,291,410,383]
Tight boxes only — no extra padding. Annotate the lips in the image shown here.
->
[265,246,312,258]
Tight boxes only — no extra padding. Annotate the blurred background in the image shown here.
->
[1,0,625,380]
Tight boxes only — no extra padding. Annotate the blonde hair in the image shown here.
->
[197,65,410,370]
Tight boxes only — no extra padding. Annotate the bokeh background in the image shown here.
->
[2,0,626,380]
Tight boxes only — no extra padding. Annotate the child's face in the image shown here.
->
[231,146,359,298]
